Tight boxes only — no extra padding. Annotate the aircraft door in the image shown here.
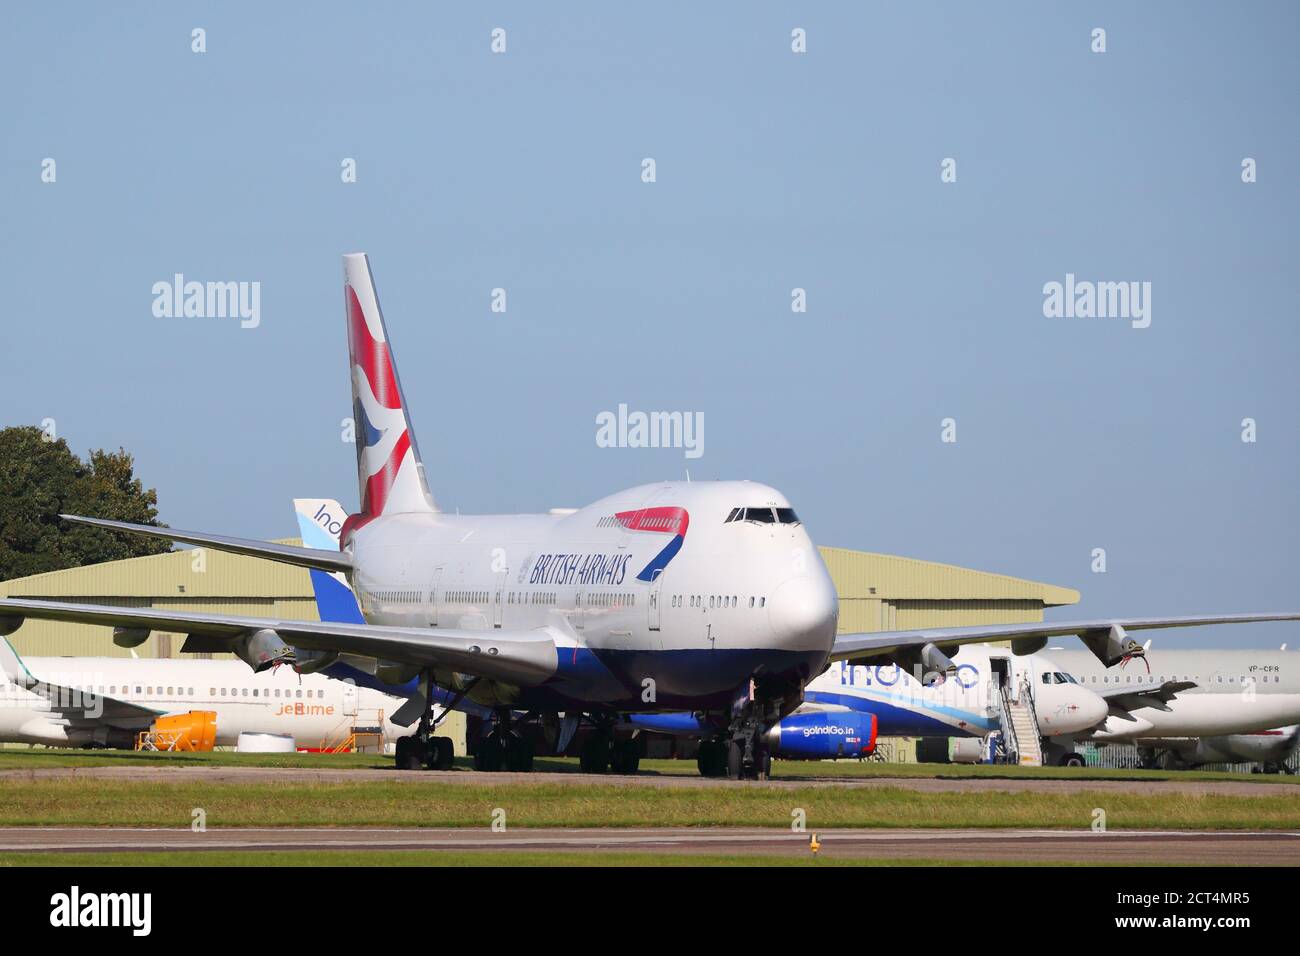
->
[427,567,442,627]
[494,571,506,629]
[343,682,358,718]
[989,656,1011,699]
[648,575,662,632]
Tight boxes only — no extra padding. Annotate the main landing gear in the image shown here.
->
[394,669,472,771]
[577,719,641,774]
[473,709,536,772]
[396,734,454,772]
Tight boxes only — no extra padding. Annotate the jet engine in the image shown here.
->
[112,626,151,648]
[233,628,295,672]
[292,648,339,675]
[765,711,877,760]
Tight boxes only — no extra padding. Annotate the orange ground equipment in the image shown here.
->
[135,711,218,752]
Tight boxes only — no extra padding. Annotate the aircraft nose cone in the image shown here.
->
[1051,688,1108,734]
[767,575,838,651]
[1081,691,1109,729]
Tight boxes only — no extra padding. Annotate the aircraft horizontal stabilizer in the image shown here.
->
[1097,680,1196,715]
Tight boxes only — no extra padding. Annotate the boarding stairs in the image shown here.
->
[318,707,387,754]
[997,678,1043,766]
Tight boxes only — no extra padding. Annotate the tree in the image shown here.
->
[0,426,171,582]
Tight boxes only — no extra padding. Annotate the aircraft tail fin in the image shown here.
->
[293,498,364,624]
[342,253,436,536]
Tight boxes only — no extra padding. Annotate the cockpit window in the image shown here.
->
[725,506,799,525]
[1055,672,1077,684]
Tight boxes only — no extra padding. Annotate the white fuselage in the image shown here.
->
[344,480,839,710]
[1043,648,1300,739]
[0,657,410,748]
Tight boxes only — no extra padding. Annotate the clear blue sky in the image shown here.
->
[3,3,1296,648]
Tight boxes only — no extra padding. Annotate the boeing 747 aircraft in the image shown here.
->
[2,254,1298,778]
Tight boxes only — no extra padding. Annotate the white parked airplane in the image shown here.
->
[0,638,410,750]
[1042,647,1300,772]
[1143,727,1299,773]
[2,253,1298,778]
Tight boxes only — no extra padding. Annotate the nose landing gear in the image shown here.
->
[721,688,787,780]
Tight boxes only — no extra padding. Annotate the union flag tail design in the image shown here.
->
[342,253,435,535]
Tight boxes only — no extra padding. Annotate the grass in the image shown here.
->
[0,850,1123,867]
[1,748,1296,785]
[0,777,1297,829]
[0,747,381,771]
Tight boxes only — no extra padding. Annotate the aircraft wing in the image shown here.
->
[0,636,163,728]
[830,613,1300,668]
[0,598,557,686]
[1096,680,1196,715]
[58,514,353,573]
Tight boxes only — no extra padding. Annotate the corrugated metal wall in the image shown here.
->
[0,540,315,659]
[819,546,1079,607]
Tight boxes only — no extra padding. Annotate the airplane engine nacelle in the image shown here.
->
[0,615,24,636]
[292,648,340,675]
[376,659,420,685]
[766,712,877,760]
[112,626,151,648]
[233,628,295,673]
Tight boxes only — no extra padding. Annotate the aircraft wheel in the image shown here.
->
[505,734,535,772]
[610,739,641,775]
[1060,752,1086,767]
[579,732,610,773]
[696,740,726,777]
[396,736,425,771]
[474,734,506,772]
[426,736,455,771]
[726,740,744,779]
[753,745,772,779]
